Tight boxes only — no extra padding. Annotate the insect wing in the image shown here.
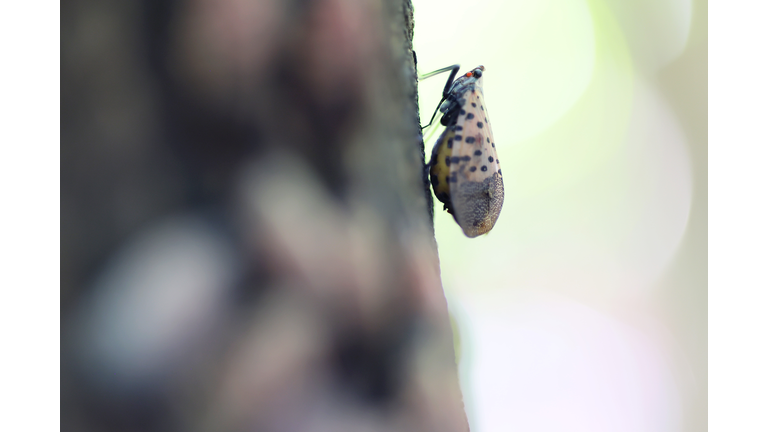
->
[447,79,504,237]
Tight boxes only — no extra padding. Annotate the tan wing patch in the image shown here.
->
[447,86,504,237]
[450,87,500,183]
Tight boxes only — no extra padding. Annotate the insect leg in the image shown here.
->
[419,65,460,130]
[422,98,445,130]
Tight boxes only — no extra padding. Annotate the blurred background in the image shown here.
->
[414,0,706,431]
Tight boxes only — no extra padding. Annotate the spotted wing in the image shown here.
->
[446,83,504,237]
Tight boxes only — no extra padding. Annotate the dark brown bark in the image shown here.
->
[62,1,468,431]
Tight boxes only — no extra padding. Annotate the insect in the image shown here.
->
[423,65,504,238]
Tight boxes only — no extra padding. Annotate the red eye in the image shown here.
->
[465,72,472,77]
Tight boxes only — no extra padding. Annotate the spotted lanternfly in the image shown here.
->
[423,65,504,238]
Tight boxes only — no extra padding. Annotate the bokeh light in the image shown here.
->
[415,0,704,430]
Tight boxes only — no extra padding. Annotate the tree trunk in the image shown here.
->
[62,0,469,431]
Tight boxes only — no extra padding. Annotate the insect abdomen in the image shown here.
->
[429,127,455,214]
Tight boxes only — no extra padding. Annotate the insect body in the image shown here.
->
[425,65,504,238]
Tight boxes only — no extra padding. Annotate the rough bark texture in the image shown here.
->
[62,0,467,431]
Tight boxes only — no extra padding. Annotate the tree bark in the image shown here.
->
[62,0,468,431]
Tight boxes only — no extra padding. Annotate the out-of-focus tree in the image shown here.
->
[61,0,468,431]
